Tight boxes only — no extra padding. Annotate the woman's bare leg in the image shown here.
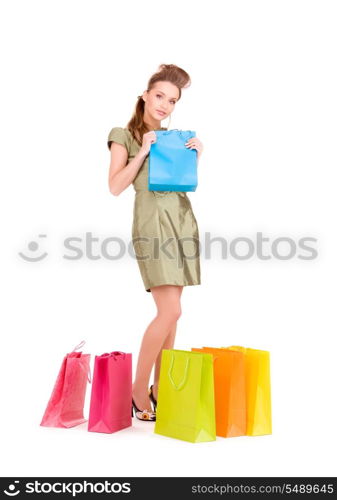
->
[132,284,183,411]
[152,287,183,400]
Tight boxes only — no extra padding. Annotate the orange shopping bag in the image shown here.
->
[192,347,246,437]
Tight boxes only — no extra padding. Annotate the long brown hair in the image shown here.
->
[126,63,191,146]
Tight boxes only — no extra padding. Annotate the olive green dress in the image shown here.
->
[107,127,201,293]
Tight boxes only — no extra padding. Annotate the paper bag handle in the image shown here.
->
[71,340,86,352]
[162,129,195,143]
[168,352,190,391]
[100,351,126,361]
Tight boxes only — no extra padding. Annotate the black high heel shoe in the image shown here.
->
[131,398,156,421]
[148,385,158,411]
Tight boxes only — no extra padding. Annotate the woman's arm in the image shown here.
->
[108,143,148,196]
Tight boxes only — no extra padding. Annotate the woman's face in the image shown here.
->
[142,81,179,124]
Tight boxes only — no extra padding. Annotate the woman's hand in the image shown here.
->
[140,131,157,156]
[185,136,203,160]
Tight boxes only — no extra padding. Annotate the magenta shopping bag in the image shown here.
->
[88,351,132,433]
[40,341,91,428]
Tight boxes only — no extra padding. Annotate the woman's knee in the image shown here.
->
[171,305,182,322]
[157,305,182,326]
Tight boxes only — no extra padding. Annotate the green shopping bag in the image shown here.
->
[154,349,216,443]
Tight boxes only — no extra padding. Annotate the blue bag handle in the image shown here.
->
[161,129,195,143]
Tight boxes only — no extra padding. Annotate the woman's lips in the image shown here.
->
[156,110,166,116]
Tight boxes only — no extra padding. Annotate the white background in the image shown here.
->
[1,0,336,477]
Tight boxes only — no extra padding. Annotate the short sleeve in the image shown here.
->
[107,127,130,152]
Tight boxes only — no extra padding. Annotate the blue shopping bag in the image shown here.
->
[148,129,198,192]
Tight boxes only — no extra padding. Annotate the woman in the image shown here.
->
[107,64,203,421]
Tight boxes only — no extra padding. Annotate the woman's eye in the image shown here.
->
[156,95,175,105]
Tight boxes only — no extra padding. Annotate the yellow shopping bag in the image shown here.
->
[154,349,216,443]
[224,346,272,436]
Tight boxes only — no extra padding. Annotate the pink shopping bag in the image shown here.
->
[40,341,91,428]
[88,351,132,433]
